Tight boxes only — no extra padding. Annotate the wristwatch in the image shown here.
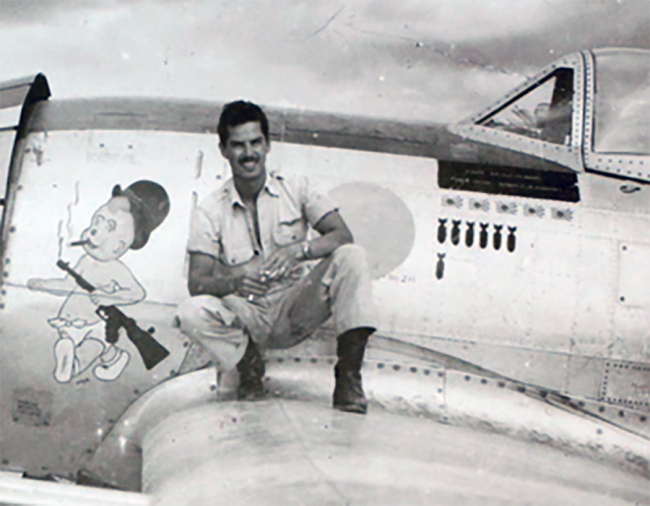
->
[299,240,312,261]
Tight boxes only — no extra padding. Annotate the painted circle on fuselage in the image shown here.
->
[328,182,415,279]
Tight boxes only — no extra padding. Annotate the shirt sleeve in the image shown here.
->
[299,176,337,227]
[187,205,221,258]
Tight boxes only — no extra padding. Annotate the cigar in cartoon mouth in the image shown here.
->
[70,239,91,247]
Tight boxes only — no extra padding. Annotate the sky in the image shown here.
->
[1,0,648,122]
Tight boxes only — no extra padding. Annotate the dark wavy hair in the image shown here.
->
[217,100,270,146]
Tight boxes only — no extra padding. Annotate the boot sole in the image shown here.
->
[237,386,267,401]
[333,402,367,415]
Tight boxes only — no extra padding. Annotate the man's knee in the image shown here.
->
[177,295,207,326]
[332,244,369,272]
[176,295,230,334]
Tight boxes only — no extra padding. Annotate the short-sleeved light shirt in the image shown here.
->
[188,172,336,268]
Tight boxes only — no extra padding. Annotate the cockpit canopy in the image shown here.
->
[457,48,650,183]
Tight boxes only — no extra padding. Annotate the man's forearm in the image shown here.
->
[189,273,239,297]
[304,230,352,260]
[189,264,247,298]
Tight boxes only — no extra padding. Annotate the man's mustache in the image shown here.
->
[239,156,259,164]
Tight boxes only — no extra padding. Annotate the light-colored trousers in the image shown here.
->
[176,244,376,372]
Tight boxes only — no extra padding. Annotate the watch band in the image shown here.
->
[300,241,311,260]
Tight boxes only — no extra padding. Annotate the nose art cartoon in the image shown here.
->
[27,181,170,383]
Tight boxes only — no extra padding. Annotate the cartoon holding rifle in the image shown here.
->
[28,181,170,383]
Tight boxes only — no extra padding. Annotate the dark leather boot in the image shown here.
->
[236,335,266,401]
[333,328,373,414]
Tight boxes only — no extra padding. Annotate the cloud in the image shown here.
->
[0,0,647,122]
[0,0,120,26]
[445,0,650,70]
[356,0,555,42]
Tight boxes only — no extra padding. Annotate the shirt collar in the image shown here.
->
[222,173,280,208]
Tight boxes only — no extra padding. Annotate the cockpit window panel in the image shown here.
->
[450,53,585,173]
[478,69,574,146]
[593,51,650,155]
[583,49,650,183]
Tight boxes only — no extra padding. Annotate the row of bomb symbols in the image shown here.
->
[437,219,517,253]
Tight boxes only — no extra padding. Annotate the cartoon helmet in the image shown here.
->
[112,180,170,250]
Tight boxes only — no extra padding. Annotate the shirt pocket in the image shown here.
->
[222,244,256,267]
[221,212,256,266]
[272,219,307,247]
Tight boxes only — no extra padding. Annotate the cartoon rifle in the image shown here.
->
[56,260,170,370]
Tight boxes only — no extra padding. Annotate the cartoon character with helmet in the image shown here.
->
[28,181,170,383]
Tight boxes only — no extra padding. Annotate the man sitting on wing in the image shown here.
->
[177,100,376,414]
